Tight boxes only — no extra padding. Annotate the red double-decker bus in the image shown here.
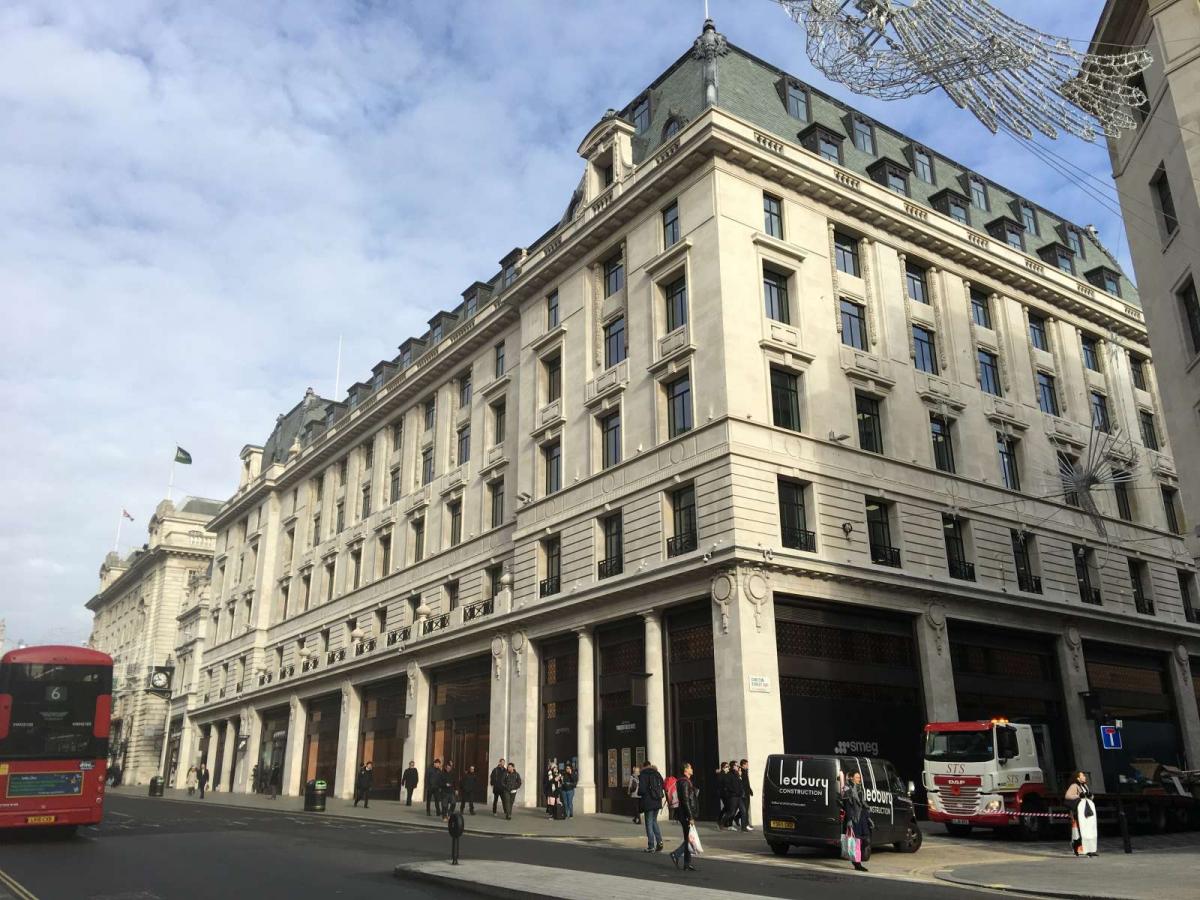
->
[0,645,113,833]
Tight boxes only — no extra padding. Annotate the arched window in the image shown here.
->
[662,117,681,139]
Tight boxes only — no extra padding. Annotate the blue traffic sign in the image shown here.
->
[1100,725,1123,750]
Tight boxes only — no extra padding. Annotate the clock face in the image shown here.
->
[151,671,169,689]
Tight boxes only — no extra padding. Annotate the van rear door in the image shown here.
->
[762,755,840,844]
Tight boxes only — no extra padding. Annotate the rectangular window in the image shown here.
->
[540,537,561,596]
[1020,204,1038,235]
[1162,486,1183,534]
[664,276,688,331]
[457,425,471,464]
[840,299,868,350]
[948,195,969,224]
[1139,410,1159,450]
[763,267,790,324]
[778,478,814,551]
[633,97,650,134]
[458,371,472,409]
[351,548,362,591]
[668,485,697,557]
[1179,571,1199,624]
[1036,371,1059,415]
[1130,356,1148,391]
[546,291,559,329]
[492,399,506,444]
[600,163,614,187]
[905,261,929,303]
[599,513,624,579]
[604,253,624,297]
[1152,165,1179,237]
[325,561,335,602]
[1090,392,1111,433]
[421,448,434,485]
[1066,228,1084,257]
[1060,452,1080,507]
[445,580,459,611]
[997,433,1021,491]
[884,165,908,196]
[1055,247,1075,274]
[603,316,627,368]
[913,148,933,183]
[391,419,404,452]
[1101,270,1121,296]
[852,117,874,154]
[770,367,802,432]
[970,289,992,328]
[338,458,348,485]
[311,513,321,547]
[856,392,883,454]
[494,341,506,377]
[412,519,425,563]
[600,410,621,469]
[666,374,692,438]
[335,500,345,533]
[969,176,988,210]
[424,398,436,431]
[912,325,938,375]
[502,264,517,288]
[1028,314,1049,351]
[786,82,808,120]
[361,485,372,520]
[978,349,1002,396]
[488,565,504,599]
[663,201,680,247]
[449,500,462,547]
[464,295,477,318]
[1129,560,1154,615]
[866,499,899,566]
[1113,471,1133,521]
[1179,279,1200,356]
[817,132,841,163]
[490,479,505,528]
[943,516,974,581]
[1003,222,1025,250]
[1081,334,1100,371]
[363,441,375,471]
[379,531,392,577]
[930,415,955,473]
[763,193,783,239]
[543,441,561,495]
[1011,531,1041,593]
[1075,545,1100,604]
[833,231,860,277]
[545,353,562,403]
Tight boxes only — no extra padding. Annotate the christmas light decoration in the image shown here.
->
[777,0,1152,141]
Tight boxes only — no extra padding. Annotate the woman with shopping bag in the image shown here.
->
[669,762,701,872]
[841,770,872,872]
[1065,771,1098,857]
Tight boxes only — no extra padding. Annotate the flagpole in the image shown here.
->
[115,512,123,553]
[334,334,343,400]
[167,454,176,502]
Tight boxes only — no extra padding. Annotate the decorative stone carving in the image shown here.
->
[924,601,947,655]
[1175,643,1191,681]
[510,631,526,678]
[490,635,506,680]
[406,661,418,699]
[711,569,736,634]
[744,568,771,633]
[692,19,729,106]
[1064,625,1083,673]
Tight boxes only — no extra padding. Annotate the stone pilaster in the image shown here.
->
[203,723,219,783]
[1057,628,1105,792]
[174,716,196,789]
[402,662,430,802]
[914,601,958,722]
[241,707,263,793]
[488,635,510,763]
[642,611,667,770]
[219,718,237,792]
[282,694,307,796]
[575,627,597,814]
[1169,644,1200,771]
[334,681,363,799]
[506,631,540,807]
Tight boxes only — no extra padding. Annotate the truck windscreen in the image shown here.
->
[924,729,994,763]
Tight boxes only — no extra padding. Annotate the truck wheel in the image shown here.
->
[1014,797,1047,841]
[1150,804,1168,834]
[945,823,973,837]
[894,819,924,853]
[768,842,789,856]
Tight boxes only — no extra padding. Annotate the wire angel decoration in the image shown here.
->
[1046,425,1139,539]
[777,0,1153,141]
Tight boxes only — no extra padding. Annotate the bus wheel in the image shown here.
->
[894,819,924,853]
[768,841,789,856]
[52,825,78,839]
[945,823,973,837]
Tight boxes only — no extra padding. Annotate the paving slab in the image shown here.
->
[935,851,1199,900]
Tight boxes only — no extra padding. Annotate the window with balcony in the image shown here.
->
[1129,559,1154,615]
[663,200,680,247]
[856,392,883,454]
[668,484,697,557]
[970,288,992,329]
[866,498,900,566]
[1179,571,1199,624]
[905,261,930,303]
[600,409,621,469]
[448,500,462,547]
[544,353,562,403]
[763,193,783,239]
[540,536,561,596]
[488,565,504,600]
[770,367,802,432]
[664,276,688,332]
[1011,530,1041,593]
[834,231,860,276]
[666,373,693,438]
[840,298,868,350]
[599,513,623,579]
[604,252,625,297]
[604,316,627,368]
[1036,371,1059,416]
[546,291,559,329]
[1090,392,1111,433]
[1162,486,1183,534]
[763,266,790,324]
[543,440,561,495]
[913,325,938,374]
[943,515,975,581]
[1139,410,1158,451]
[778,477,815,552]
[930,415,955,473]
[996,433,1021,491]
[490,478,505,529]
[978,349,1002,396]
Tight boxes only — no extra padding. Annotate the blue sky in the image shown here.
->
[0,1,1128,647]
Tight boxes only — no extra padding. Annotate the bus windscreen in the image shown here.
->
[0,664,112,760]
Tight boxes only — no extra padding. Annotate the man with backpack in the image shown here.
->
[637,761,665,852]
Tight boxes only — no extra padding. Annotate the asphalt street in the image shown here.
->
[0,794,994,900]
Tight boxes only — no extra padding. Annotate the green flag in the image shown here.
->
[175,446,193,465]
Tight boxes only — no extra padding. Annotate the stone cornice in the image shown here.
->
[86,544,214,611]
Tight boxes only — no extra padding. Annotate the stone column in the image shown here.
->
[507,632,540,807]
[1057,628,1105,792]
[642,611,667,771]
[241,707,263,793]
[219,718,237,793]
[488,635,510,764]
[575,627,597,814]
[174,715,196,789]
[914,601,958,723]
[282,694,307,796]
[402,663,430,803]
[334,680,363,799]
[203,723,219,782]
[1169,644,1200,771]
[710,567,784,768]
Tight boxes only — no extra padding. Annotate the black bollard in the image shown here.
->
[448,810,465,865]
[1117,798,1132,854]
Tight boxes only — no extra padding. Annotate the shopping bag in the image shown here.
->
[840,831,851,860]
[547,796,556,806]
[687,823,704,854]
[847,835,861,863]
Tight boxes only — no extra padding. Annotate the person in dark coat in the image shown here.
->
[739,759,755,831]
[501,763,522,820]
[721,760,744,829]
[669,763,699,872]
[269,762,282,800]
[460,766,479,815]
[545,762,561,819]
[440,761,456,821]
[425,759,443,817]
[638,761,666,852]
[402,761,419,806]
[490,759,507,816]
[197,764,210,799]
[715,761,729,825]
[841,770,871,872]
[353,761,374,808]
[560,764,577,818]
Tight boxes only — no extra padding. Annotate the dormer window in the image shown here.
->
[851,116,875,154]
[799,123,843,164]
[931,188,970,225]
[663,117,682,140]
[869,159,909,196]
[464,295,477,318]
[785,81,809,120]
[1055,246,1075,274]
[1086,266,1122,297]
[601,163,614,187]
[400,348,412,368]
[969,175,989,210]
[431,323,443,344]
[912,147,934,184]
[632,96,650,134]
[988,217,1025,250]
[1020,204,1038,235]
[1066,228,1085,260]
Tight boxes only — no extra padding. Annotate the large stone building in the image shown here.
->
[87,497,221,784]
[179,21,1200,813]
[1092,1,1200,570]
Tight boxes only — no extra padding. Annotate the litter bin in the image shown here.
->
[304,779,327,812]
[148,776,165,797]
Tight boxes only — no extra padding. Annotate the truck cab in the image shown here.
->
[923,720,1050,836]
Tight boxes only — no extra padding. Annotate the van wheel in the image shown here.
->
[945,823,972,837]
[1150,805,1168,834]
[861,841,872,862]
[768,841,789,856]
[894,820,923,853]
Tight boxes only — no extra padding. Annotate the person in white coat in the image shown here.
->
[1065,771,1098,857]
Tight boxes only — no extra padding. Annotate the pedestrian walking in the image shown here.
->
[627,764,642,824]
[490,758,507,816]
[269,762,282,800]
[441,761,456,821]
[1065,771,1098,857]
[402,761,419,806]
[353,761,374,808]
[561,764,577,818]
[185,766,198,796]
[501,762,522,820]
[841,769,871,872]
[460,765,479,815]
[251,763,261,794]
[197,764,210,799]
[739,758,755,831]
[425,759,443,817]
[545,762,561,819]
[638,760,666,852]
[669,763,700,872]
[716,761,731,828]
